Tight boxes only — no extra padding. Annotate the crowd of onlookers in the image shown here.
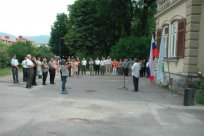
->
[58,56,148,77]
[10,54,149,94]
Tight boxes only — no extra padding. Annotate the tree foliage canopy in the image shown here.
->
[49,0,157,59]
[0,41,54,68]
[49,13,69,56]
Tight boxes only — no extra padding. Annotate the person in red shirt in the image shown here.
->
[112,59,118,75]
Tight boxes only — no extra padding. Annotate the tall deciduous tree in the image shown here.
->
[49,13,69,57]
[65,0,134,57]
[51,0,157,58]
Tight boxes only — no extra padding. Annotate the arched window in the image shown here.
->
[163,25,169,57]
[170,21,178,57]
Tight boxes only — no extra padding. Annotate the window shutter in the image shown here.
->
[156,28,162,51]
[176,18,186,58]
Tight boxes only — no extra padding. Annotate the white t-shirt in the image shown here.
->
[95,60,100,65]
[132,62,141,78]
[22,60,28,68]
[100,60,106,66]
[82,60,87,66]
[11,58,19,66]
[25,59,34,68]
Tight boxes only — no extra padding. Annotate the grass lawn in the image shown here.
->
[0,67,12,77]
[0,67,23,77]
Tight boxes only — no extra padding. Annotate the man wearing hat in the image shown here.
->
[10,54,19,83]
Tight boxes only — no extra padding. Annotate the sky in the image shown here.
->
[0,0,75,36]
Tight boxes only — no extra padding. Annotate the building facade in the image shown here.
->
[0,36,16,44]
[155,0,204,93]
[0,35,33,44]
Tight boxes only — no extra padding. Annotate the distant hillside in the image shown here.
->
[0,32,50,44]
[25,35,50,44]
[0,32,16,40]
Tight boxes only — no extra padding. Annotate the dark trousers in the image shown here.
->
[26,68,34,88]
[95,65,100,75]
[81,65,86,75]
[140,67,146,77]
[49,69,56,84]
[133,76,139,91]
[100,65,105,76]
[32,69,37,85]
[42,72,48,85]
[12,67,19,83]
[124,68,129,76]
[78,66,80,75]
[68,68,71,77]
[23,68,27,81]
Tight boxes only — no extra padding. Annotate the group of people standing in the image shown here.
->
[10,54,147,94]
[60,56,124,76]
[11,54,58,89]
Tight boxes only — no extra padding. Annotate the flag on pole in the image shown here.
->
[147,36,159,80]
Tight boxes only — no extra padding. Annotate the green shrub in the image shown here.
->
[0,42,10,68]
[196,91,204,105]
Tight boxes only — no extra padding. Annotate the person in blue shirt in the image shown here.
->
[122,58,129,76]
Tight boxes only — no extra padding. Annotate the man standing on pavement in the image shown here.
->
[81,58,87,75]
[10,54,19,83]
[95,57,100,75]
[25,54,34,88]
[31,56,38,86]
[89,58,94,75]
[123,58,129,76]
[105,56,112,75]
[21,57,28,82]
[132,58,141,92]
[48,58,56,84]
[61,62,69,94]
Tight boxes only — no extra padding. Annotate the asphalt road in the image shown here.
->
[0,73,204,136]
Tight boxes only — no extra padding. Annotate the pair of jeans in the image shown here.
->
[61,76,68,91]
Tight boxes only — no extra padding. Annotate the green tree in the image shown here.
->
[131,0,157,36]
[110,36,150,60]
[0,42,10,68]
[49,13,69,57]
[52,0,157,58]
[65,0,134,57]
[7,41,33,63]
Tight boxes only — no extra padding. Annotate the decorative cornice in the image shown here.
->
[155,0,186,18]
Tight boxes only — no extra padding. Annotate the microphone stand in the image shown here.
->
[119,68,128,90]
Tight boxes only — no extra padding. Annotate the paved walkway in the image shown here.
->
[0,73,204,136]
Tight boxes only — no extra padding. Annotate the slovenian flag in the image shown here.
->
[147,36,159,80]
[152,39,159,57]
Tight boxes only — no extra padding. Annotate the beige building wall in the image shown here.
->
[198,0,204,72]
[156,1,187,74]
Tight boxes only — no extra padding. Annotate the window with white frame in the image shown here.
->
[163,26,169,57]
[170,21,178,57]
